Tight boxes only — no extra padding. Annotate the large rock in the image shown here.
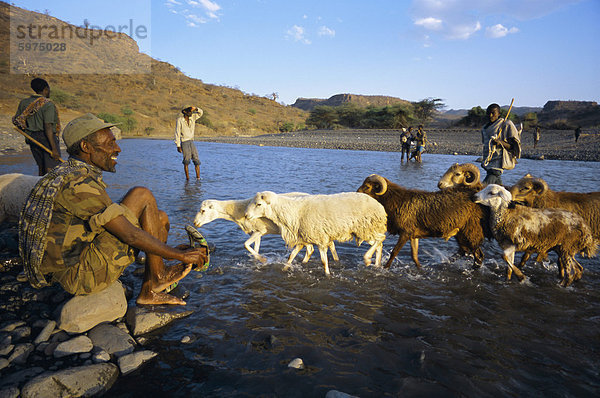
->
[57,281,127,333]
[53,336,93,358]
[88,323,135,357]
[20,363,118,398]
[125,307,193,336]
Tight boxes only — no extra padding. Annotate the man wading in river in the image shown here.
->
[174,106,203,180]
[19,113,208,305]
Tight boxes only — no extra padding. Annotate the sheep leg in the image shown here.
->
[364,241,384,267]
[329,242,339,262]
[318,245,330,276]
[410,238,421,269]
[518,249,534,269]
[443,228,460,241]
[244,232,266,263]
[285,244,305,270]
[559,254,580,287]
[502,247,526,281]
[384,234,410,269]
[301,244,314,263]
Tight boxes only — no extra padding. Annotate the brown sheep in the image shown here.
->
[475,184,597,286]
[357,174,486,269]
[509,174,600,241]
[437,163,484,191]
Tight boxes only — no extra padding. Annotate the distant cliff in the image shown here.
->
[538,100,600,128]
[292,93,410,112]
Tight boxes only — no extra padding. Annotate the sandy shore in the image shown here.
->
[2,128,599,162]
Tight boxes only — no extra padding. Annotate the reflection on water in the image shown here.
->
[2,140,599,397]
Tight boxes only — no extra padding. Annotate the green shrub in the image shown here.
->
[279,122,295,132]
[50,88,71,105]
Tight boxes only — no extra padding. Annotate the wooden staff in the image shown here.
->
[483,98,514,166]
[13,127,65,162]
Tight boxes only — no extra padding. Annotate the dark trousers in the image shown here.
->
[27,131,61,175]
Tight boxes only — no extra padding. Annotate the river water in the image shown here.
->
[2,140,599,397]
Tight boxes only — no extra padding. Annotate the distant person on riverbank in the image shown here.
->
[175,106,203,180]
[575,126,581,142]
[481,103,520,185]
[400,127,412,162]
[410,125,427,163]
[13,78,62,176]
[19,113,208,305]
[533,126,540,148]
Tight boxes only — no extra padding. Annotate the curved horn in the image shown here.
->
[461,163,481,185]
[531,177,549,195]
[368,174,388,196]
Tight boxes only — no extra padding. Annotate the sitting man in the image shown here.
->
[19,113,207,305]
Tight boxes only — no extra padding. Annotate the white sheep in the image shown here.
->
[0,173,41,224]
[193,194,337,263]
[474,184,597,286]
[245,191,387,275]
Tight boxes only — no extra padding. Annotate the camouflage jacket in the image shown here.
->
[19,158,133,287]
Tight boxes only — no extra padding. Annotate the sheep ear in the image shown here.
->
[500,188,512,202]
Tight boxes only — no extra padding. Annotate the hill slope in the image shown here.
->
[292,93,410,112]
[0,2,306,137]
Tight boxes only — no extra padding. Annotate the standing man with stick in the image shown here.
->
[481,101,521,185]
[174,106,203,180]
[13,78,62,175]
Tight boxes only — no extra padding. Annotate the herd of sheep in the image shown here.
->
[1,162,598,287]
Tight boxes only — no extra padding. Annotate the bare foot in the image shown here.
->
[153,263,193,293]
[137,290,187,305]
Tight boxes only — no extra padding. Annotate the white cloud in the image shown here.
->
[286,25,311,44]
[318,26,335,37]
[184,0,221,20]
[446,21,481,40]
[486,23,519,38]
[410,0,577,42]
[414,17,443,30]
[186,14,207,26]
[165,0,182,6]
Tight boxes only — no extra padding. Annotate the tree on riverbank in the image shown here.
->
[306,102,416,129]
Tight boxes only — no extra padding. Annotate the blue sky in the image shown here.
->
[12,0,600,110]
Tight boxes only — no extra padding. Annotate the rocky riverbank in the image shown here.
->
[193,128,600,162]
[3,128,599,162]
[0,221,198,397]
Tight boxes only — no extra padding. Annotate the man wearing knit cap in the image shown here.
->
[19,113,207,305]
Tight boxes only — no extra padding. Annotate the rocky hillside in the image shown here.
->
[292,93,410,112]
[0,2,306,137]
[538,100,600,128]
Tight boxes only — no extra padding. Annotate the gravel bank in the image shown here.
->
[2,128,599,162]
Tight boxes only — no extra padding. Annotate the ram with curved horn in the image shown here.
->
[357,174,486,269]
[437,163,484,191]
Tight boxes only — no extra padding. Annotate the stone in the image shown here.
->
[0,386,19,398]
[20,363,119,398]
[0,367,44,389]
[11,326,31,342]
[0,321,24,333]
[56,281,127,333]
[287,357,304,369]
[125,307,194,336]
[0,358,9,371]
[326,390,359,398]
[92,350,111,363]
[118,350,158,375]
[33,320,56,345]
[8,343,34,365]
[53,335,93,358]
[88,323,135,357]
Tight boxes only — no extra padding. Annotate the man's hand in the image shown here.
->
[180,246,208,266]
[177,146,182,153]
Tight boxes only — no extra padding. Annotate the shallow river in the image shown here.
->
[2,140,599,397]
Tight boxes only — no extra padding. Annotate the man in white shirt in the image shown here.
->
[174,106,203,180]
